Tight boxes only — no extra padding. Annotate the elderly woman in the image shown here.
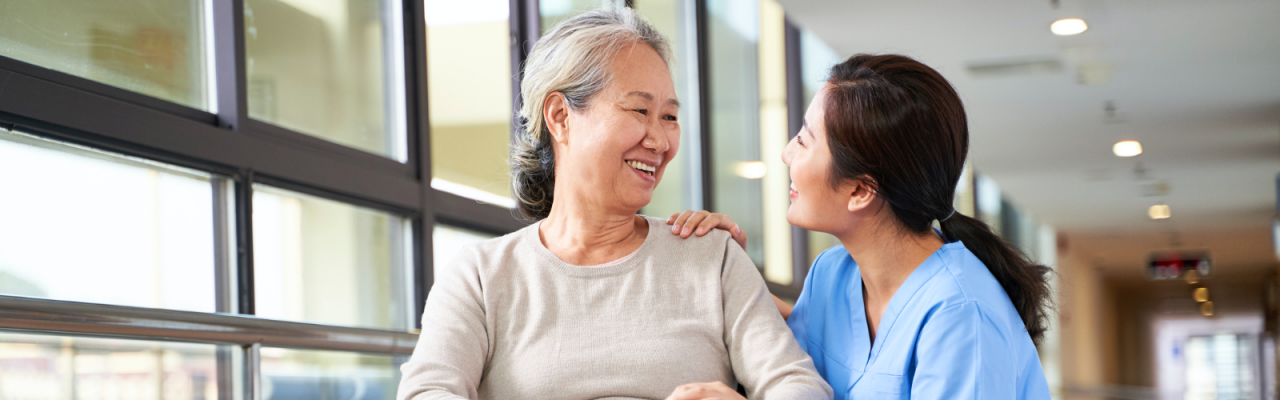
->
[396,8,831,400]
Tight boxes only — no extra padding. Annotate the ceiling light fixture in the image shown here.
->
[735,161,768,179]
[1193,287,1209,302]
[1113,140,1143,157]
[1051,18,1088,36]
[1149,204,1171,220]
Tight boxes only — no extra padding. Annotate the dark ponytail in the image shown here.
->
[940,214,1053,342]
[823,54,1053,343]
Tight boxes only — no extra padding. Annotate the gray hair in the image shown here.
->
[510,7,672,220]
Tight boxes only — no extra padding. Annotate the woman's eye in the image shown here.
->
[633,109,648,116]
[663,114,677,121]
[796,136,806,146]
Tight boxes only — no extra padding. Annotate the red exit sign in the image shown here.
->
[1148,250,1211,280]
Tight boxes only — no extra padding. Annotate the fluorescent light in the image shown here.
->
[1149,204,1171,220]
[735,161,768,179]
[431,178,517,209]
[1113,140,1143,157]
[1051,18,1088,36]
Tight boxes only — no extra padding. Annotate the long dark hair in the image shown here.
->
[823,54,1053,343]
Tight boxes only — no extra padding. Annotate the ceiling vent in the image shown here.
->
[965,57,1063,78]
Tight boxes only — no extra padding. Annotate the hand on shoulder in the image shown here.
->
[666,210,748,250]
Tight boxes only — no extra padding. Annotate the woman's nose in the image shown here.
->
[643,121,670,154]
[782,138,795,166]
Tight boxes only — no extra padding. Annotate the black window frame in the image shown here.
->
[0,1,821,390]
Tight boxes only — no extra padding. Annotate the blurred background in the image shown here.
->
[0,0,1276,399]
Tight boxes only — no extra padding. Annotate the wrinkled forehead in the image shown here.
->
[602,42,679,105]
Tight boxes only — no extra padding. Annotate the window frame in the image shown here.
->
[0,0,824,396]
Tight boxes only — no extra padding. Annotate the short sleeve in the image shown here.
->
[909,302,1016,400]
[786,248,825,354]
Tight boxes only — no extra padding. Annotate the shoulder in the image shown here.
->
[438,225,531,278]
[918,243,1027,339]
[804,245,856,293]
[641,215,735,261]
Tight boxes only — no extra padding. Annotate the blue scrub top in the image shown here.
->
[787,242,1051,399]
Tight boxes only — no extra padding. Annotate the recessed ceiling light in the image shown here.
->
[1051,18,1088,36]
[1193,287,1209,302]
[1149,204,1171,220]
[1113,140,1142,157]
[735,161,767,179]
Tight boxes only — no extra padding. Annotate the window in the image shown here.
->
[632,0,702,219]
[432,224,499,281]
[425,0,516,206]
[253,185,412,330]
[0,128,220,312]
[0,0,210,110]
[707,0,764,266]
[261,347,402,400]
[244,0,407,160]
[0,332,223,400]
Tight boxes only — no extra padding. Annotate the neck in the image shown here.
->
[538,195,646,266]
[835,217,944,304]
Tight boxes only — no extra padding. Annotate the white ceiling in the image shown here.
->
[778,0,1280,260]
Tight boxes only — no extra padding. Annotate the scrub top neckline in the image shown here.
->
[848,242,961,377]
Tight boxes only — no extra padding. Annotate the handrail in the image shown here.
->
[0,295,419,354]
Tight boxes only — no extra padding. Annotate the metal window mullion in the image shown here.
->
[245,343,261,400]
[509,0,540,147]
[693,0,714,212]
[411,0,434,329]
[211,0,248,131]
[235,170,256,316]
[213,177,239,314]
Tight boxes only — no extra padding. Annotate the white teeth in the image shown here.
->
[627,160,656,173]
[790,183,797,192]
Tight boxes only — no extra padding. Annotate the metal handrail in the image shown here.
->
[0,295,419,354]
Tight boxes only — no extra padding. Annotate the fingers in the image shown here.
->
[667,382,740,400]
[730,223,747,250]
[670,210,696,234]
[694,212,729,236]
[670,210,710,237]
[680,210,711,237]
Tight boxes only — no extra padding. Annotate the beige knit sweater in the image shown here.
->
[396,216,832,400]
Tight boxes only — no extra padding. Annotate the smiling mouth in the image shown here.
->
[627,160,656,176]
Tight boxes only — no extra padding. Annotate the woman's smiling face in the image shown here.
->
[554,42,680,214]
[782,85,858,233]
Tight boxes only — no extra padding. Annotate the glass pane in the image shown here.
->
[0,332,224,400]
[253,185,410,330]
[425,0,515,206]
[707,0,763,266]
[244,0,406,160]
[0,0,209,110]
[540,0,616,34]
[0,128,217,312]
[432,224,497,282]
[632,0,700,219]
[261,347,401,400]
[799,28,840,111]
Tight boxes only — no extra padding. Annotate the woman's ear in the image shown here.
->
[845,181,878,213]
[544,92,570,145]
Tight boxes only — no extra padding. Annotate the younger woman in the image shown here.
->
[669,54,1052,399]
